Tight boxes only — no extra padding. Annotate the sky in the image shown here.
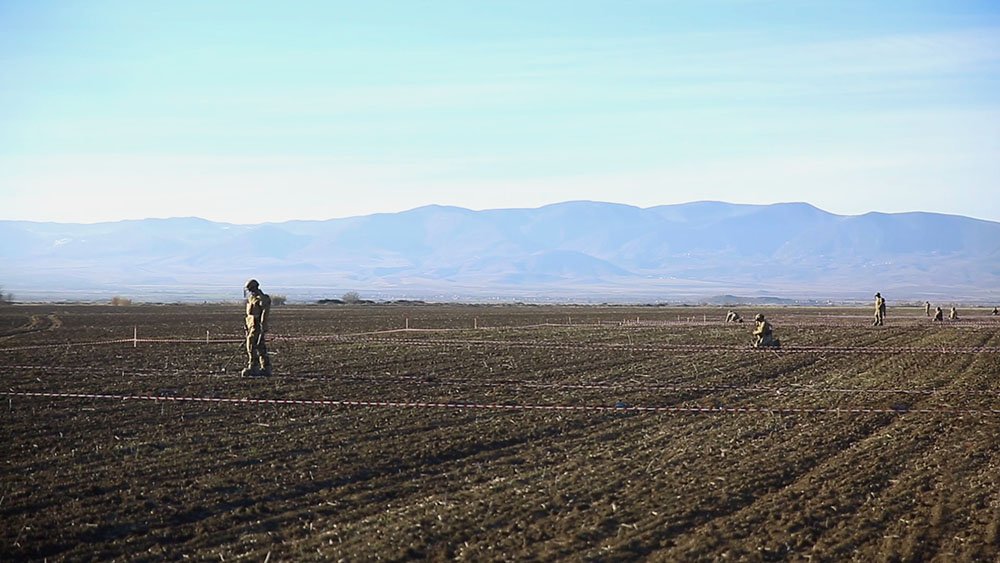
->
[1,0,999,224]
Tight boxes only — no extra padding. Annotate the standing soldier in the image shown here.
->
[872,292,886,326]
[752,314,780,348]
[242,279,272,376]
[932,307,944,322]
[925,301,932,317]
[949,307,959,321]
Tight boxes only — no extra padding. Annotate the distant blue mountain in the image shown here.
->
[3,201,999,302]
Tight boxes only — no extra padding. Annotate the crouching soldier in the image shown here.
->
[752,314,780,348]
[932,307,944,322]
[725,310,744,323]
[243,279,272,376]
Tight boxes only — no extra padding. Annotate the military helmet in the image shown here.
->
[245,279,260,291]
[754,314,764,321]
[875,292,881,297]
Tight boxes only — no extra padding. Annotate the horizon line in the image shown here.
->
[2,199,990,226]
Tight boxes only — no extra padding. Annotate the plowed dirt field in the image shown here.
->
[3,304,1000,561]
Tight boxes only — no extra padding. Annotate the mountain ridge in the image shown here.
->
[3,201,998,303]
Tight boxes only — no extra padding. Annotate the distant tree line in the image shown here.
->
[317,292,426,305]
[317,292,375,305]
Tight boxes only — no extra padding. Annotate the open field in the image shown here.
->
[3,303,1000,561]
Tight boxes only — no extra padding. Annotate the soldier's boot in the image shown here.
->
[259,357,272,377]
[242,355,261,376]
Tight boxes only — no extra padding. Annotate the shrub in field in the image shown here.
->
[319,293,375,305]
[110,296,133,306]
[271,295,287,306]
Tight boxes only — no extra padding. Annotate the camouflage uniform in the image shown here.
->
[932,307,943,322]
[949,307,959,321]
[752,314,779,348]
[993,307,999,316]
[872,293,885,326]
[925,302,931,317]
[725,310,743,323]
[243,279,272,376]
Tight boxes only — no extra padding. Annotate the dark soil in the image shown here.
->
[2,304,1000,561]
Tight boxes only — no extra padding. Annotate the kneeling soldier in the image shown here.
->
[752,314,780,348]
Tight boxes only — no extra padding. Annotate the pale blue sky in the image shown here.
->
[2,0,999,223]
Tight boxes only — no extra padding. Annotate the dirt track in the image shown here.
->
[3,304,1000,561]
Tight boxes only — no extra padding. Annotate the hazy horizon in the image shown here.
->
[4,200,998,304]
[5,198,1000,227]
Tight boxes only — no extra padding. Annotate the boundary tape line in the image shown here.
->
[9,366,1000,397]
[5,391,1000,416]
[337,336,1000,355]
[3,333,997,354]
[0,338,135,351]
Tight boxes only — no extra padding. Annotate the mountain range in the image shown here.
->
[3,201,999,303]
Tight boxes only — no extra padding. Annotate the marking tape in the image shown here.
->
[5,391,1000,416]
[337,336,1000,355]
[3,325,997,354]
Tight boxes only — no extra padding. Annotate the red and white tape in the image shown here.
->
[5,391,1000,416]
